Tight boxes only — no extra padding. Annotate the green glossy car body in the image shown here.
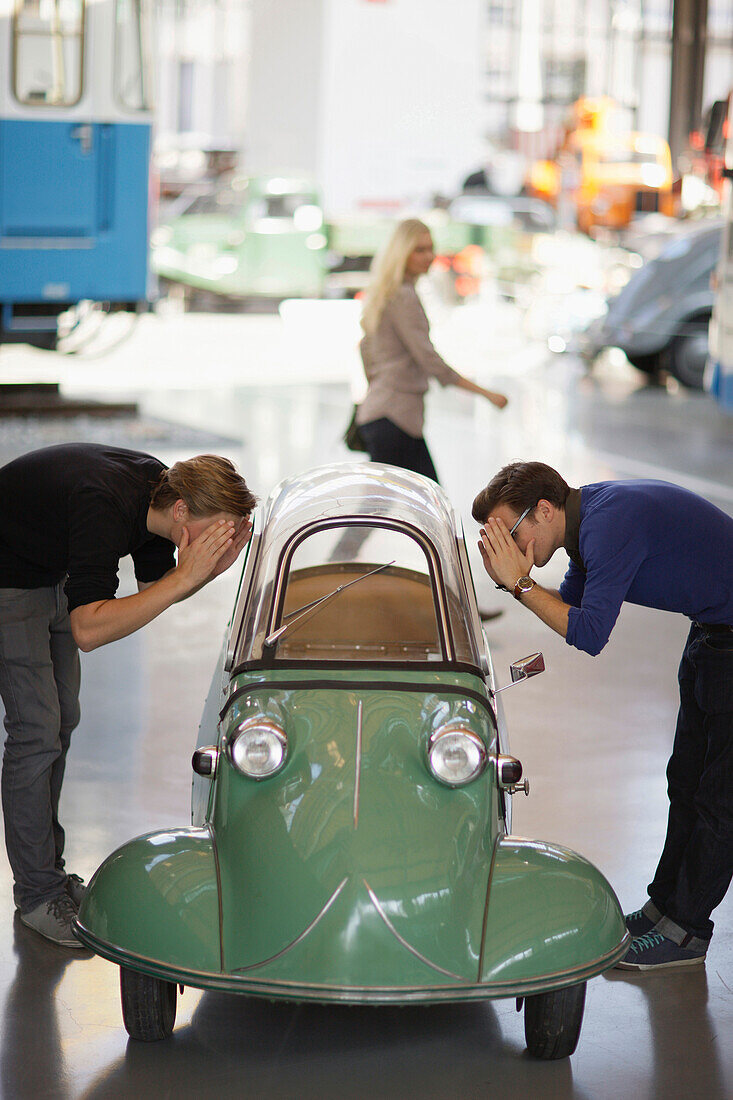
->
[151,175,328,300]
[75,463,628,1052]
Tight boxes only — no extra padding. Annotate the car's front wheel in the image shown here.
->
[664,319,710,389]
[120,966,177,1041]
[523,981,586,1059]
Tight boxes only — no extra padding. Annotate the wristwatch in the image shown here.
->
[513,575,536,601]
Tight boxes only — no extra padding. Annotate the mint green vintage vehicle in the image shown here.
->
[151,176,328,301]
[74,463,628,1058]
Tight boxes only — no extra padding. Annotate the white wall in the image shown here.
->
[245,0,484,214]
[153,0,250,143]
[637,40,672,138]
[244,0,325,177]
[702,44,733,109]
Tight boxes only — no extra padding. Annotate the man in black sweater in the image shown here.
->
[0,444,256,946]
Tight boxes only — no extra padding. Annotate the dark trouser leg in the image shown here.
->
[647,633,704,912]
[49,593,81,872]
[0,586,80,913]
[358,418,440,483]
[647,625,733,943]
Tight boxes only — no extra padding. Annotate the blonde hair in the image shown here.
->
[150,455,257,518]
[360,218,431,336]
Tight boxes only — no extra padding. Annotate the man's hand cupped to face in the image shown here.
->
[177,514,253,590]
[210,515,253,577]
[478,515,535,591]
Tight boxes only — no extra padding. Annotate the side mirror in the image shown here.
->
[493,651,545,694]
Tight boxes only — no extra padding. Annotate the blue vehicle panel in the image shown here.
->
[0,119,150,305]
[0,0,154,345]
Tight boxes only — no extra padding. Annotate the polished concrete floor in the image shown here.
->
[0,296,732,1098]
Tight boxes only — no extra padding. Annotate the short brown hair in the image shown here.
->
[150,455,257,518]
[472,462,570,524]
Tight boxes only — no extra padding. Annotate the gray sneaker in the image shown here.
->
[65,874,86,908]
[20,893,84,948]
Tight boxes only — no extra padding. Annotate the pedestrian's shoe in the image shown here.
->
[14,872,87,912]
[624,907,657,937]
[65,874,86,908]
[19,893,83,949]
[615,931,707,971]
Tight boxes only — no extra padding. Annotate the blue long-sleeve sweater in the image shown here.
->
[558,480,733,656]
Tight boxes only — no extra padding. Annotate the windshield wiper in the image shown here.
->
[264,561,395,649]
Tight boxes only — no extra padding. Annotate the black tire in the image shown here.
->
[626,351,662,377]
[524,981,586,1060]
[120,966,177,1041]
[664,319,709,389]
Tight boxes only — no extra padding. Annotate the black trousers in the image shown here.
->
[358,417,439,483]
[647,623,733,941]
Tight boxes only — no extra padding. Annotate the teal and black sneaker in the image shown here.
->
[616,931,707,971]
[624,907,657,937]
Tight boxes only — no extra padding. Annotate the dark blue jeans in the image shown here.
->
[358,418,439,483]
[0,586,80,913]
[647,623,733,942]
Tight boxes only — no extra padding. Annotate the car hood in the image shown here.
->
[214,675,497,986]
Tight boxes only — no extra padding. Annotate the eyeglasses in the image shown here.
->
[509,505,533,538]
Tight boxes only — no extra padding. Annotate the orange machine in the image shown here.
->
[527,98,675,234]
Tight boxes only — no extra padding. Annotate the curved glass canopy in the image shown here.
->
[229,463,483,670]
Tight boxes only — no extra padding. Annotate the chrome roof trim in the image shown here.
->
[225,525,261,672]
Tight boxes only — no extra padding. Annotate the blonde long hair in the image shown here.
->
[360,218,430,336]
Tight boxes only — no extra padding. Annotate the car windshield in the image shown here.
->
[265,559,395,648]
[271,526,443,662]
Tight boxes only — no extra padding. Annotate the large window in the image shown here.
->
[272,526,443,663]
[114,0,153,110]
[13,0,84,107]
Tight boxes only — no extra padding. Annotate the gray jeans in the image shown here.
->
[0,585,80,912]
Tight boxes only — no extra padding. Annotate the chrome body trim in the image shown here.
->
[231,877,349,973]
[74,921,630,1002]
[225,526,261,671]
[353,699,363,828]
[362,878,464,981]
[454,524,487,675]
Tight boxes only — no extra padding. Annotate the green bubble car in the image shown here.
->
[151,175,329,302]
[74,463,629,1058]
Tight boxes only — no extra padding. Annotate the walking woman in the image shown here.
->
[355,218,508,483]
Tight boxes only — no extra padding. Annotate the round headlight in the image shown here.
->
[229,719,287,779]
[428,726,486,787]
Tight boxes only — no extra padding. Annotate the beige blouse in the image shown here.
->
[356,281,460,438]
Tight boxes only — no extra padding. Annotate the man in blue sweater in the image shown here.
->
[472,461,733,971]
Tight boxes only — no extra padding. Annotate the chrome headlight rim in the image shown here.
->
[427,725,488,788]
[227,718,288,780]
